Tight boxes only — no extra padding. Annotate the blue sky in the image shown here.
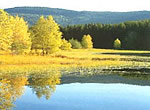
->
[0,0,150,12]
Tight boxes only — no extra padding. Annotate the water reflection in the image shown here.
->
[1,71,150,110]
[0,71,61,110]
[61,73,150,86]
[120,73,150,80]
[28,71,61,100]
[0,73,28,110]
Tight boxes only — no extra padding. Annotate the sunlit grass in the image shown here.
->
[0,49,150,74]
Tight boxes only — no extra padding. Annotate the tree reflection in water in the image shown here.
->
[0,73,28,110]
[28,71,61,100]
[0,71,61,110]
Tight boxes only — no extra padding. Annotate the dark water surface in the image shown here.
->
[1,73,150,110]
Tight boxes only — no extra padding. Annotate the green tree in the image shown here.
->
[125,32,137,49]
[81,34,93,49]
[69,38,82,49]
[30,16,62,55]
[114,38,121,49]
[60,38,72,50]
[11,16,31,54]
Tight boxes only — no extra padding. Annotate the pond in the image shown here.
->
[0,72,150,110]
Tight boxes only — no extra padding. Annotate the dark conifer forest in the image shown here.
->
[60,20,150,50]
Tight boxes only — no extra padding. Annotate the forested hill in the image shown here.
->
[4,7,150,26]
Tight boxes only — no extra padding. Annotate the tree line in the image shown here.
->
[0,9,93,55]
[60,20,150,50]
[1,9,150,55]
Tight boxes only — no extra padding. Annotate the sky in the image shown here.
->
[0,0,150,12]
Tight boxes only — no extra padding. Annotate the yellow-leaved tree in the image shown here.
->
[81,34,93,49]
[114,38,121,49]
[0,9,13,51]
[30,16,62,55]
[11,16,31,54]
[60,38,72,50]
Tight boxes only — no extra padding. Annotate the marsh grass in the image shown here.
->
[0,49,150,74]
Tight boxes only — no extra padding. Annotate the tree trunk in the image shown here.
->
[42,48,45,56]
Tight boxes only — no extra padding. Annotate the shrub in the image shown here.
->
[114,38,121,49]
[69,38,82,49]
[81,34,93,49]
[60,39,72,50]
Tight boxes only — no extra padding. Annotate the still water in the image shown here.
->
[1,73,150,110]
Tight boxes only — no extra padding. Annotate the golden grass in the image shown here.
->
[0,49,150,74]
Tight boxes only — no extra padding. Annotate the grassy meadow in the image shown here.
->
[0,49,150,74]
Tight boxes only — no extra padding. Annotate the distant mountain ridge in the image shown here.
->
[4,7,150,26]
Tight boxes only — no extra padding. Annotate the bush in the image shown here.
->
[69,38,82,49]
[60,39,72,50]
[81,34,93,49]
[113,38,121,49]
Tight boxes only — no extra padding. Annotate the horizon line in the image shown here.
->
[2,6,150,13]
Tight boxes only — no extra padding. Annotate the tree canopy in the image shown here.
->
[61,20,150,50]
[0,9,13,51]
[81,34,93,49]
[1,9,150,53]
[30,16,62,54]
[11,16,31,54]
[0,9,31,54]
[114,38,121,49]
[69,38,82,49]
